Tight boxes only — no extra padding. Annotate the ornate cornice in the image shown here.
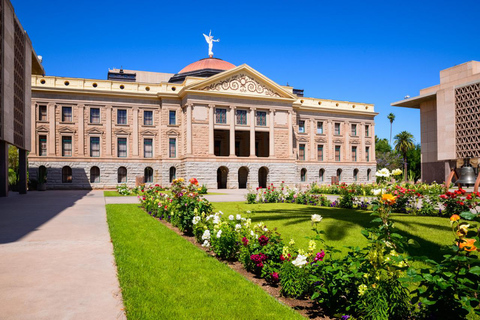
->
[201,73,281,97]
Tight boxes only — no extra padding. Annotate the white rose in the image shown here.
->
[216,230,222,238]
[372,189,382,196]
[192,216,201,225]
[229,215,234,221]
[202,230,211,240]
[311,214,323,223]
[202,240,210,248]
[235,224,242,231]
[236,214,242,220]
[292,254,308,268]
[213,216,220,224]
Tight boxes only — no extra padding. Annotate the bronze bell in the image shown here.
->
[455,161,477,187]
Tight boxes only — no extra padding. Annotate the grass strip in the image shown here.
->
[213,202,453,262]
[106,204,304,320]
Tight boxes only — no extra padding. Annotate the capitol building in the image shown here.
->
[28,53,377,189]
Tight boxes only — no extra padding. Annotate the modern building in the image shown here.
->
[0,0,44,196]
[29,57,377,189]
[392,61,480,183]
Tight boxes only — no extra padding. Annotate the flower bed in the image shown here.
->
[136,179,480,319]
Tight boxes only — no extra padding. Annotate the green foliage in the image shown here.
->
[197,184,208,194]
[246,192,257,204]
[375,135,392,154]
[279,261,311,298]
[406,144,421,181]
[8,168,17,186]
[116,184,131,195]
[106,204,303,320]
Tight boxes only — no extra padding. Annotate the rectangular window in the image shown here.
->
[39,105,47,121]
[317,145,323,161]
[39,135,47,156]
[334,123,341,135]
[256,111,267,126]
[90,137,100,157]
[144,138,153,158]
[90,108,100,124]
[299,120,305,133]
[352,146,357,161]
[62,107,72,122]
[317,121,323,134]
[236,110,247,125]
[351,124,357,136]
[335,145,341,161]
[118,138,127,157]
[117,109,127,125]
[169,138,176,158]
[299,144,305,160]
[144,110,153,125]
[215,108,227,124]
[366,146,370,162]
[365,125,370,137]
[62,136,72,157]
[169,110,176,125]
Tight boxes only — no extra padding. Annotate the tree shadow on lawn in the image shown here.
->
[249,207,450,262]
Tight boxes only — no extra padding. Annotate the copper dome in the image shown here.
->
[179,58,235,74]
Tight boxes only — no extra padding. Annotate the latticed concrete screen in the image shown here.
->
[13,19,25,148]
[455,82,480,158]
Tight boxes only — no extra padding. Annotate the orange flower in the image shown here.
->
[450,214,460,222]
[459,238,477,252]
[189,178,199,186]
[381,194,397,205]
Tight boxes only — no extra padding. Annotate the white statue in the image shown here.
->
[203,31,220,58]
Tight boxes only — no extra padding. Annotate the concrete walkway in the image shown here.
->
[0,190,125,320]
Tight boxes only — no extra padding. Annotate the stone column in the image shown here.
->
[48,103,56,156]
[230,106,236,156]
[361,122,366,161]
[186,104,192,155]
[208,104,215,155]
[106,106,112,156]
[345,121,350,161]
[30,101,37,156]
[18,149,27,194]
[78,105,85,156]
[269,109,275,157]
[288,110,293,158]
[133,107,139,156]
[0,141,8,197]
[370,123,376,161]
[250,108,256,157]
[327,120,333,160]
[310,118,315,160]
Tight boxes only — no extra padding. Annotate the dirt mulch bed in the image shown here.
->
[150,213,332,320]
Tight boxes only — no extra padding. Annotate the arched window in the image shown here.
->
[367,169,371,181]
[300,168,307,182]
[145,167,153,183]
[169,167,176,183]
[336,168,342,182]
[118,167,127,183]
[353,168,359,182]
[62,166,72,183]
[319,168,325,182]
[90,166,100,183]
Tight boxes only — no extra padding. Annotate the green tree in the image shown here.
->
[406,144,421,181]
[375,135,391,154]
[387,113,395,145]
[394,131,415,181]
[8,145,18,172]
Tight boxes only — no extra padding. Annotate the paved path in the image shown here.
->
[0,190,125,320]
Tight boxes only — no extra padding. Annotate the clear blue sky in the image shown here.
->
[12,0,480,145]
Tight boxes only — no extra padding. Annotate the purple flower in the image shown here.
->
[341,316,350,320]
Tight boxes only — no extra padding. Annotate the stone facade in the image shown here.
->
[29,62,377,189]
[0,0,44,196]
[392,61,480,183]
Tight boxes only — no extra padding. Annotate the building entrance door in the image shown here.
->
[217,166,228,189]
[238,167,248,189]
[258,167,268,188]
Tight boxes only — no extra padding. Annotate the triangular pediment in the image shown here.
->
[36,125,49,133]
[86,127,104,134]
[114,129,130,135]
[183,65,296,100]
[58,126,76,134]
[141,130,157,136]
[166,129,179,136]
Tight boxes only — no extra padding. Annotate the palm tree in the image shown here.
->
[387,113,395,145]
[394,131,415,181]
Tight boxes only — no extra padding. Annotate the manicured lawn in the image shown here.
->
[212,202,454,262]
[103,191,130,197]
[106,204,303,320]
